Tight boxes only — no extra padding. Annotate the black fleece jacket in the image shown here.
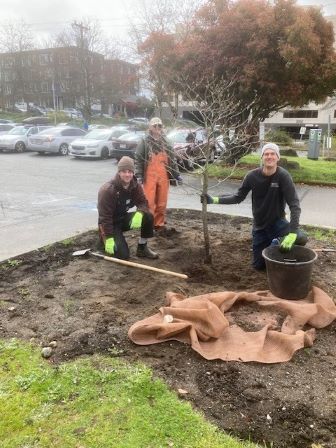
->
[218,167,301,231]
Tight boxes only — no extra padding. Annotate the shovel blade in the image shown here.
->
[72,249,91,257]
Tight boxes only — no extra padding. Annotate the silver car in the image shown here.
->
[69,128,115,159]
[0,124,15,135]
[28,127,87,155]
[0,125,50,153]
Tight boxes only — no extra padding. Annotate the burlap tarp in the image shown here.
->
[128,287,336,363]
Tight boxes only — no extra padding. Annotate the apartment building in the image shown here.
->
[0,47,139,114]
[263,15,336,139]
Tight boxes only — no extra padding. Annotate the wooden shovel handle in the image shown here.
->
[99,253,188,279]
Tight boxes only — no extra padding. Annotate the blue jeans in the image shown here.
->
[252,219,307,270]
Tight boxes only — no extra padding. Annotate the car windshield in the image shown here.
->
[8,126,28,135]
[118,132,145,141]
[110,127,130,138]
[83,130,110,140]
[166,130,190,144]
[167,129,206,144]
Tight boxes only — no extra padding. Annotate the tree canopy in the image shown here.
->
[139,0,336,122]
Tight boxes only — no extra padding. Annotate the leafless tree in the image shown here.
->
[0,20,35,53]
[171,75,259,263]
[127,0,205,115]
[0,20,36,109]
[48,18,108,117]
[128,0,204,41]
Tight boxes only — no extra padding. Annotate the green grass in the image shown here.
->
[60,238,75,247]
[0,339,261,448]
[304,227,336,244]
[209,154,336,185]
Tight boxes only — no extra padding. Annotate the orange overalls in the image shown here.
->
[143,150,169,229]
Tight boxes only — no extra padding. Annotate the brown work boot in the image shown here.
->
[136,244,159,259]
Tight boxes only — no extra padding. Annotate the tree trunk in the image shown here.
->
[201,166,212,264]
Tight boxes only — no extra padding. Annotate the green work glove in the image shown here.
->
[280,233,297,252]
[200,194,219,204]
[130,211,143,229]
[105,237,115,255]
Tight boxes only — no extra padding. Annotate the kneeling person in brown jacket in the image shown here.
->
[98,156,158,260]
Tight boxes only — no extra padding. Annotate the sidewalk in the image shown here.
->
[168,176,336,229]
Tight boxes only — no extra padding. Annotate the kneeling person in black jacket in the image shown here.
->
[201,143,307,270]
[98,156,158,260]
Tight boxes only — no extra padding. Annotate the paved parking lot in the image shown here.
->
[0,152,335,261]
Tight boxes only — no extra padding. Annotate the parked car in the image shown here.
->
[0,119,15,124]
[22,116,51,125]
[69,128,116,159]
[88,124,108,131]
[111,131,146,160]
[109,125,135,145]
[128,117,149,125]
[0,124,15,135]
[28,127,87,156]
[166,127,219,169]
[61,108,83,119]
[0,125,51,153]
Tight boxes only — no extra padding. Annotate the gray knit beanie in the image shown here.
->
[261,142,280,159]
[117,156,135,172]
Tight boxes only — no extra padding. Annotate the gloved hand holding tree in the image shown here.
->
[200,194,219,204]
[280,233,297,252]
[105,237,115,255]
[130,211,143,229]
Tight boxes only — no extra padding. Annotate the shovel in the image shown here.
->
[312,248,336,253]
[72,249,188,280]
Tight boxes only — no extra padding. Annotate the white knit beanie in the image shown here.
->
[261,142,280,159]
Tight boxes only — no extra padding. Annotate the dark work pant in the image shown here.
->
[252,219,308,270]
[100,211,154,260]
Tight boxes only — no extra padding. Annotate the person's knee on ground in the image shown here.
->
[295,229,308,246]
[252,255,266,271]
[105,241,130,260]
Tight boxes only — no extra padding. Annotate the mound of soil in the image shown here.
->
[0,209,335,448]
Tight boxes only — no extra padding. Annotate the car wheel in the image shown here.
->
[59,143,68,156]
[100,147,109,160]
[15,141,26,153]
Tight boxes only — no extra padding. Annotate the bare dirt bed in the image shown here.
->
[0,209,335,448]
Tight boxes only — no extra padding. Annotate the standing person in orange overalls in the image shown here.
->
[135,117,182,235]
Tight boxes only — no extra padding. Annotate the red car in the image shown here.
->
[166,128,218,170]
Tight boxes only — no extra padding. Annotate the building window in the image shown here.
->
[39,54,50,65]
[41,82,49,93]
[283,110,318,119]
[4,58,13,68]
[59,54,67,64]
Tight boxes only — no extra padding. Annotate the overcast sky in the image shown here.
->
[0,0,335,43]
[0,0,138,42]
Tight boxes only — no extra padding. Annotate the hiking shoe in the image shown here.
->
[136,244,159,259]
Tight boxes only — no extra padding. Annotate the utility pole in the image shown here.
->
[72,21,91,119]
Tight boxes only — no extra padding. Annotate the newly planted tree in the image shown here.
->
[171,75,258,263]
